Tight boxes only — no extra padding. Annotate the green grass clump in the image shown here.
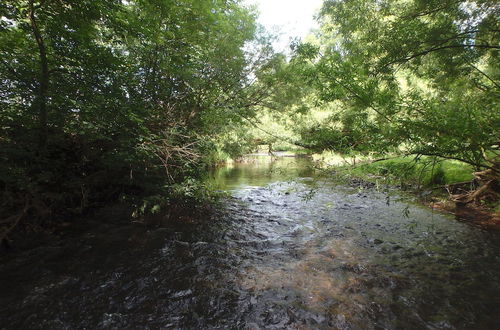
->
[347,156,474,187]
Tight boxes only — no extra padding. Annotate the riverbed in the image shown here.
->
[1,155,499,329]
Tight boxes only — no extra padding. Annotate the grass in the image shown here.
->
[339,156,474,187]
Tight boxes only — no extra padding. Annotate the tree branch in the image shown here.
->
[468,63,500,89]
[390,44,500,65]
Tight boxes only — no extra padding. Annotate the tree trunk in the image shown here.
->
[28,0,49,150]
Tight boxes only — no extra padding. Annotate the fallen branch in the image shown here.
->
[451,168,499,205]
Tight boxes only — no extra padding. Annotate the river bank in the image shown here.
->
[307,153,500,230]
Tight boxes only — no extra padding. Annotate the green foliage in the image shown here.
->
[285,0,499,172]
[0,0,277,229]
[2,0,497,233]
[349,157,474,187]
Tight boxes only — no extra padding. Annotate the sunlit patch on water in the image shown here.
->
[238,237,398,327]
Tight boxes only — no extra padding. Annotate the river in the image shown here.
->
[1,155,499,329]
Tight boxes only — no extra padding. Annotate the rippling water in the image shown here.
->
[1,155,499,329]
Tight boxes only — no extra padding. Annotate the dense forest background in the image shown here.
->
[1,0,498,239]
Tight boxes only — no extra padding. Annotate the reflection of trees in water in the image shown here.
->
[210,156,317,189]
[298,165,314,178]
[267,158,298,182]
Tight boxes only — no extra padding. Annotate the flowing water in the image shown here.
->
[1,155,499,329]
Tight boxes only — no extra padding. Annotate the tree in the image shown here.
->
[0,0,272,236]
[294,0,499,172]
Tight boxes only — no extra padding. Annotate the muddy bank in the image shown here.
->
[427,200,500,230]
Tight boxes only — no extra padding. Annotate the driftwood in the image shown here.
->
[452,169,499,205]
